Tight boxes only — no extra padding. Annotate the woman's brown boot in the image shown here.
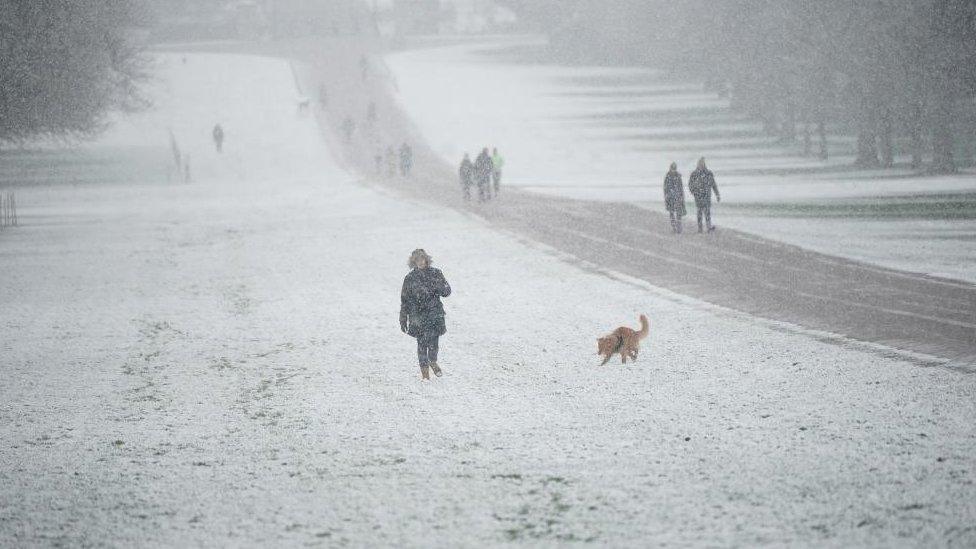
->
[430,362,442,377]
[420,366,430,380]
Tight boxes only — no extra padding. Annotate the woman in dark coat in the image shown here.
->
[663,162,686,233]
[459,153,474,201]
[474,148,494,202]
[399,249,452,380]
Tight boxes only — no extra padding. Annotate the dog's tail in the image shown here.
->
[637,314,649,339]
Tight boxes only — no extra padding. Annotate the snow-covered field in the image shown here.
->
[385,39,976,283]
[2,52,975,546]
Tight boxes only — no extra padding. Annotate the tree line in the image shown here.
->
[0,0,148,145]
[508,0,976,172]
[702,0,976,172]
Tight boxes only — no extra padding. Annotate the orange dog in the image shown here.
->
[597,314,649,365]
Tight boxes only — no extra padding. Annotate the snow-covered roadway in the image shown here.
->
[385,38,976,284]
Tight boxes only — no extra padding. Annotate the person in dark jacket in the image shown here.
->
[341,117,355,143]
[474,148,494,202]
[663,162,686,233]
[366,101,377,126]
[688,157,720,233]
[399,249,452,380]
[399,142,413,177]
[459,153,474,201]
[491,147,504,195]
[317,84,328,107]
[212,123,224,153]
[385,146,396,177]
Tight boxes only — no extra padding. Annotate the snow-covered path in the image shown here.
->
[2,52,975,547]
[385,38,976,284]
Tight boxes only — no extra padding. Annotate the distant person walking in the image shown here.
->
[474,148,494,202]
[663,162,686,233]
[400,249,452,380]
[182,154,192,183]
[366,101,377,126]
[359,54,369,81]
[341,117,355,143]
[491,147,504,195]
[385,146,396,177]
[688,157,720,233]
[318,84,328,107]
[212,123,224,153]
[459,153,474,201]
[399,142,413,177]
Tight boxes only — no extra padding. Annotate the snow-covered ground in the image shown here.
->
[2,52,975,546]
[385,38,976,283]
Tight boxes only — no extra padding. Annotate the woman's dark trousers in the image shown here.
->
[417,334,440,366]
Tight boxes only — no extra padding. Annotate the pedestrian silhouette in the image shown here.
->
[663,162,686,233]
[459,153,474,201]
[399,142,413,177]
[688,157,720,233]
[474,148,493,202]
[491,147,504,195]
[212,123,224,153]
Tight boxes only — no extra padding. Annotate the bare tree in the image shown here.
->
[521,0,976,173]
[0,0,149,145]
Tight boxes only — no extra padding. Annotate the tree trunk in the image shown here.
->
[960,128,974,167]
[783,95,797,143]
[803,121,812,156]
[818,119,828,160]
[909,103,924,170]
[931,85,955,173]
[855,123,879,167]
[852,79,880,167]
[760,94,776,136]
[878,106,894,168]
[729,75,746,111]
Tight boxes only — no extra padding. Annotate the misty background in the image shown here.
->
[4,1,975,172]
[2,1,975,547]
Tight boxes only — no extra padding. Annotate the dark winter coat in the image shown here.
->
[474,151,493,185]
[399,144,413,173]
[399,267,451,338]
[688,168,719,205]
[459,158,474,187]
[663,170,686,215]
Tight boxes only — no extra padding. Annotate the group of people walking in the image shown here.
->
[664,157,720,233]
[458,147,504,202]
[400,157,719,381]
[374,142,413,178]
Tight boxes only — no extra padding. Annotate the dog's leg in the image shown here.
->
[599,353,612,366]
